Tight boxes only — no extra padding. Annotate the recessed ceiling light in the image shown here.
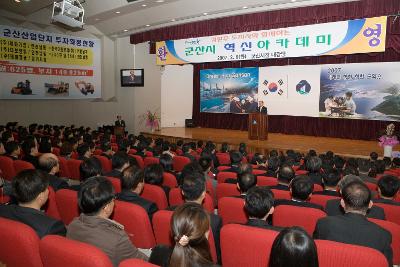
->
[291,0,297,2]
[203,12,208,15]
[115,11,121,14]
[155,0,164,2]
[171,19,176,22]
[146,24,151,27]
[141,4,147,7]
[242,6,248,9]
[95,18,100,21]
[14,0,21,2]
[123,29,128,32]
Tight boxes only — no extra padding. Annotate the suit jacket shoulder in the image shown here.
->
[326,199,386,219]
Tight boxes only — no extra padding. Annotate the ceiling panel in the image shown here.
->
[0,0,54,16]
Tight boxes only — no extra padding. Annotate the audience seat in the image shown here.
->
[44,186,61,220]
[218,197,247,225]
[216,183,240,201]
[272,205,326,235]
[365,181,378,192]
[128,149,137,155]
[315,239,389,267]
[270,189,291,200]
[145,151,154,157]
[217,172,237,183]
[143,157,160,167]
[93,149,103,156]
[257,176,278,187]
[309,194,340,209]
[168,188,214,213]
[0,155,16,180]
[172,156,190,172]
[369,218,400,265]
[71,151,78,159]
[373,203,400,225]
[162,172,178,188]
[129,155,144,169]
[66,159,82,180]
[0,217,43,267]
[220,224,278,267]
[40,235,113,267]
[313,183,324,192]
[141,184,168,210]
[55,189,79,225]
[106,176,122,193]
[94,155,112,173]
[119,259,158,267]
[205,179,216,207]
[295,170,308,175]
[252,169,266,175]
[14,160,35,174]
[217,165,231,171]
[52,147,60,156]
[216,153,231,165]
[57,156,71,178]
[111,200,156,249]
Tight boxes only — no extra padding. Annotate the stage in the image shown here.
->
[141,127,390,158]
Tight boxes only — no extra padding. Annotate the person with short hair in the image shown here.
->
[357,158,378,184]
[21,138,39,168]
[269,164,294,191]
[236,172,257,197]
[314,169,340,196]
[0,140,5,155]
[270,227,318,267]
[314,181,392,265]
[222,151,243,174]
[375,175,400,206]
[182,143,196,162]
[306,156,323,185]
[117,166,158,220]
[144,164,170,197]
[245,187,281,231]
[0,169,66,238]
[70,157,103,191]
[67,176,148,266]
[266,156,280,177]
[77,143,92,160]
[370,152,379,162]
[101,141,114,159]
[38,153,70,191]
[4,141,20,160]
[105,151,130,178]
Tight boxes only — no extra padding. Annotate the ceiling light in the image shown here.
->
[242,6,248,9]
[95,18,100,21]
[146,24,151,27]
[14,0,21,2]
[291,0,297,2]
[155,0,164,2]
[203,12,208,15]
[141,4,147,7]
[123,29,128,32]
[171,19,176,22]
[115,11,121,14]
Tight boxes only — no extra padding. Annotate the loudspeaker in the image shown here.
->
[185,119,195,128]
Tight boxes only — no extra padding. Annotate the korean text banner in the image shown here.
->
[0,25,101,99]
[156,16,387,65]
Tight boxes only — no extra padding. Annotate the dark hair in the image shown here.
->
[278,164,295,184]
[176,140,184,147]
[378,175,400,198]
[111,151,130,170]
[181,172,206,201]
[370,152,378,161]
[21,139,36,155]
[322,169,340,187]
[230,151,243,164]
[268,157,280,172]
[159,153,173,172]
[179,162,203,186]
[333,156,345,170]
[38,154,58,173]
[342,166,359,176]
[144,164,164,185]
[342,181,371,213]
[121,166,144,191]
[101,141,111,152]
[306,156,322,173]
[12,169,49,203]
[239,142,247,155]
[5,141,19,155]
[220,143,229,153]
[245,187,274,219]
[1,131,13,143]
[169,202,212,267]
[39,138,52,153]
[237,172,257,193]
[269,227,318,267]
[60,142,73,157]
[290,176,313,201]
[77,144,90,158]
[80,157,102,180]
[182,143,191,154]
[392,157,400,168]
[78,176,115,215]
[252,153,266,165]
[198,156,212,172]
[357,158,371,173]
[374,160,386,174]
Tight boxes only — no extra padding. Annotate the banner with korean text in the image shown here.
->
[156,16,387,65]
[0,25,101,99]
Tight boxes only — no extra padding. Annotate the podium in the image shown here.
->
[114,126,124,136]
[248,113,268,140]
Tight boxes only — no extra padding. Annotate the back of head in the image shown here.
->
[252,153,266,165]
[338,174,362,193]
[268,157,280,172]
[21,139,36,155]
[39,141,52,154]
[170,202,212,267]
[245,187,274,219]
[78,176,115,215]
[278,164,295,184]
[269,227,318,267]
[80,157,102,181]
[370,152,378,161]
[221,143,229,153]
[12,169,49,204]
[198,156,212,172]
[159,153,173,171]
[378,175,400,198]
[60,141,73,156]
[342,165,359,176]
[38,153,58,174]
[77,144,90,157]
[121,166,144,191]
[392,157,400,168]
[357,158,371,173]
[182,143,191,154]
[179,162,203,186]
[342,181,371,213]
[229,151,243,165]
[181,172,206,201]
[144,164,164,185]
[306,156,322,173]
[111,151,129,170]
[237,172,257,193]
[5,141,19,155]
[290,176,313,201]
[322,169,340,188]
[101,141,111,152]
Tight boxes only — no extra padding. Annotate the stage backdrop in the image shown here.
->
[0,25,101,99]
[200,62,400,122]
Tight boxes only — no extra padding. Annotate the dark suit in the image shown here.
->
[23,154,39,168]
[325,199,385,220]
[269,184,290,191]
[374,198,400,206]
[314,212,392,266]
[183,153,196,162]
[48,173,70,191]
[117,190,158,221]
[257,106,268,114]
[115,119,126,128]
[274,199,324,211]
[308,172,323,185]
[265,170,277,178]
[313,190,340,197]
[0,204,66,238]
[246,218,283,231]
[105,169,123,179]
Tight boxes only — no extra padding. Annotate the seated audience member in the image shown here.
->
[223,151,243,173]
[370,151,379,163]
[159,153,177,178]
[239,142,247,157]
[357,158,378,184]
[314,169,340,196]
[77,144,92,160]
[0,140,5,155]
[274,176,324,211]
[182,143,196,162]
[245,187,281,231]
[135,142,148,158]
[325,175,385,219]
[118,139,131,154]
[1,130,14,143]
[178,161,203,186]
[150,202,217,267]
[4,141,20,160]
[306,156,323,185]
[38,153,69,191]
[266,156,280,177]
[117,166,158,220]
[269,164,295,191]
[100,141,114,159]
[70,157,103,191]
[375,175,400,206]
[251,153,268,170]
[270,227,318,267]
[235,172,257,198]
[21,139,39,168]
[144,164,170,196]
[220,142,229,153]
[67,176,148,266]
[333,155,345,174]
[105,151,130,178]
[314,181,392,265]
[39,139,52,154]
[199,156,217,188]
[60,141,73,159]
[0,169,66,238]
[203,142,220,168]
[161,142,175,158]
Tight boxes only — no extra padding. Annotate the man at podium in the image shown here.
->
[257,100,268,114]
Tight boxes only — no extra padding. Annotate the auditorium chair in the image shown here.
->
[128,149,137,155]
[206,179,216,207]
[129,155,144,169]
[217,171,237,183]
[55,189,79,225]
[57,156,71,178]
[295,170,308,175]
[309,194,340,209]
[217,165,231,171]
[44,186,61,220]
[315,239,389,267]
[162,172,178,188]
[270,189,291,200]
[272,205,326,235]
[0,217,43,267]
[365,181,378,192]
[106,176,122,193]
[111,143,119,152]
[141,184,168,210]
[0,155,16,180]
[40,235,113,267]
[168,187,214,213]
[373,202,400,225]
[94,155,112,173]
[71,151,79,159]
[172,156,190,172]
[253,169,266,175]
[369,218,400,265]
[13,160,35,174]
[93,149,103,156]
[313,183,324,192]
[143,156,159,167]
[111,200,156,249]
[66,159,82,180]
[220,224,279,267]
[151,210,218,263]
[216,183,240,201]
[119,259,158,267]
[145,151,154,157]
[216,152,231,165]
[218,197,247,225]
[257,176,278,187]
[52,147,60,156]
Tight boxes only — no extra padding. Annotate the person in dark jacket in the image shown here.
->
[375,175,400,206]
[21,138,39,168]
[38,153,69,191]
[105,151,130,178]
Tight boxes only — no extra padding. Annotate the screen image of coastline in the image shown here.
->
[200,67,259,113]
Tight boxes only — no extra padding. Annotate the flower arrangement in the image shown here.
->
[379,123,399,147]
[139,110,160,131]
